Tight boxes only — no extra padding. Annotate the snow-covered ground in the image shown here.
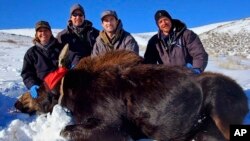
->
[0,18,250,140]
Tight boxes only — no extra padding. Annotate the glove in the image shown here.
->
[192,68,201,74]
[186,63,201,74]
[186,63,193,69]
[70,64,75,69]
[30,85,39,98]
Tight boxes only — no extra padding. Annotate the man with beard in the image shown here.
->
[144,10,208,74]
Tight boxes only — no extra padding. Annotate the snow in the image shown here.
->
[0,29,63,38]
[191,17,250,34]
[0,19,250,141]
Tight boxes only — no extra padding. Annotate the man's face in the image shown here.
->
[36,28,52,45]
[71,9,84,27]
[157,17,172,35]
[102,15,118,33]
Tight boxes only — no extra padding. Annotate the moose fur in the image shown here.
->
[14,82,60,114]
[58,50,248,141]
[14,50,248,141]
[59,63,203,141]
[194,72,248,140]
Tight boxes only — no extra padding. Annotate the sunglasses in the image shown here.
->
[72,13,83,17]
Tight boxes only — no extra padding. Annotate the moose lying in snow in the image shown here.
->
[15,50,248,141]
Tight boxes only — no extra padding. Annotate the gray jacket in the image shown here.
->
[92,20,139,56]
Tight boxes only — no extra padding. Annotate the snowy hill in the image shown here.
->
[198,17,250,58]
[1,17,250,58]
[0,28,62,38]
[0,32,32,48]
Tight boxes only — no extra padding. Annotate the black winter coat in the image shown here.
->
[57,20,99,66]
[21,39,63,89]
[144,19,208,71]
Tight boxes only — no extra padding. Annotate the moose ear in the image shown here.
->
[58,43,70,68]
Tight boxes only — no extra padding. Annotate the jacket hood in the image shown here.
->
[171,19,186,33]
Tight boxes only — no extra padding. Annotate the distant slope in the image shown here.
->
[191,21,232,34]
[1,17,250,58]
[199,17,250,58]
[0,29,62,37]
[0,29,62,49]
[0,32,32,48]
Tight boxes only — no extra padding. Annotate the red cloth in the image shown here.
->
[44,67,68,90]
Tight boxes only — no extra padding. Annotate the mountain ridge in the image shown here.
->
[1,17,249,58]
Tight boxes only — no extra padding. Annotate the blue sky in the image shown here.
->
[0,0,250,33]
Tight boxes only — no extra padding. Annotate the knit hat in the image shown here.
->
[70,3,85,17]
[101,10,118,21]
[35,21,51,31]
[154,10,172,23]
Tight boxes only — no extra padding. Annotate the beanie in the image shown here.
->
[154,10,172,23]
[70,3,85,17]
[101,10,118,21]
[35,21,51,31]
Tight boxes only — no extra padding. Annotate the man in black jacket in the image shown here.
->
[144,10,208,74]
[57,3,99,67]
[21,21,64,98]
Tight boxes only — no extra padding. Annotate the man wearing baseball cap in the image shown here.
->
[144,10,208,74]
[92,10,139,56]
[21,20,64,99]
[35,21,51,31]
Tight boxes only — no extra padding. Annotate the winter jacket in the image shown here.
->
[57,20,99,66]
[92,20,139,56]
[21,38,63,89]
[144,19,208,71]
